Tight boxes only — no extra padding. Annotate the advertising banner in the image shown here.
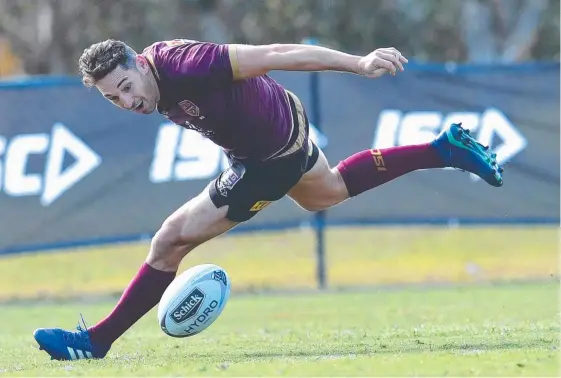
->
[0,64,558,253]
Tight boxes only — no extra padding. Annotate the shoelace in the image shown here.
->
[78,312,89,332]
[61,313,93,350]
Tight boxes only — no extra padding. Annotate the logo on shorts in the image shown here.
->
[179,100,200,117]
[250,200,271,212]
[171,288,205,324]
[217,168,241,197]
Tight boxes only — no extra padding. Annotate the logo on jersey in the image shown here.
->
[183,121,215,138]
[179,100,200,117]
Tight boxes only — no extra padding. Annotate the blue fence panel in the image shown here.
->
[0,62,558,254]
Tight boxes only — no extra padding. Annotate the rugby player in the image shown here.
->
[33,39,503,360]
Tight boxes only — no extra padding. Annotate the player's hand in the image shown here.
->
[357,47,408,79]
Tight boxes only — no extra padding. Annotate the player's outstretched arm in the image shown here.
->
[231,43,408,80]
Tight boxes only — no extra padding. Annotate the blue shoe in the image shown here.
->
[33,315,110,361]
[431,122,503,187]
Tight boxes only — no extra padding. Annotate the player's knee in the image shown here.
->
[298,198,340,212]
[296,170,348,212]
[148,216,200,270]
[151,221,180,252]
[297,200,327,212]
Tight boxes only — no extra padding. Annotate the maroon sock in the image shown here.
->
[88,262,176,346]
[336,143,444,197]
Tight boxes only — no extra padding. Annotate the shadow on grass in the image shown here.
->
[188,338,557,360]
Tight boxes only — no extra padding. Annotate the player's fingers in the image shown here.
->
[378,47,401,57]
[382,47,409,66]
[384,47,401,55]
[372,56,395,74]
[377,52,402,73]
[389,48,408,68]
[363,67,388,79]
[372,67,391,78]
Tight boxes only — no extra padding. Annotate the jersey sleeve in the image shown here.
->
[145,39,240,84]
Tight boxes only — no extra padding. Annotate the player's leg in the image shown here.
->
[287,145,348,211]
[145,187,238,271]
[85,187,239,343]
[288,140,445,211]
[289,123,503,211]
[33,186,239,361]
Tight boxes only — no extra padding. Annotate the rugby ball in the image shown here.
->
[157,264,231,338]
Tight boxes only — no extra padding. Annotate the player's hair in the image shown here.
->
[78,39,137,87]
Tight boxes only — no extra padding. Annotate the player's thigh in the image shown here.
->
[288,145,348,211]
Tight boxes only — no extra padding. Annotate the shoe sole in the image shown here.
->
[445,124,503,187]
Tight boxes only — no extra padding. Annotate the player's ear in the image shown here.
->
[136,55,150,74]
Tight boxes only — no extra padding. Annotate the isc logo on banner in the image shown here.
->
[0,123,101,206]
[150,122,328,184]
[372,108,527,180]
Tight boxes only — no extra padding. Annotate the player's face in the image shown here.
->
[96,56,159,114]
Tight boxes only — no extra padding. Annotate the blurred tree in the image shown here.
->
[230,0,559,63]
[460,0,551,63]
[0,0,557,76]
[0,0,204,75]
[193,0,230,43]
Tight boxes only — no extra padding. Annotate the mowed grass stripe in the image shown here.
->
[0,226,557,300]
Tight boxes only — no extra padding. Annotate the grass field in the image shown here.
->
[0,225,558,376]
[0,226,558,300]
[0,282,559,376]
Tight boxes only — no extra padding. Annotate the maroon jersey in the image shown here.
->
[142,39,294,160]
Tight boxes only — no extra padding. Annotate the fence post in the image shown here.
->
[302,37,327,290]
